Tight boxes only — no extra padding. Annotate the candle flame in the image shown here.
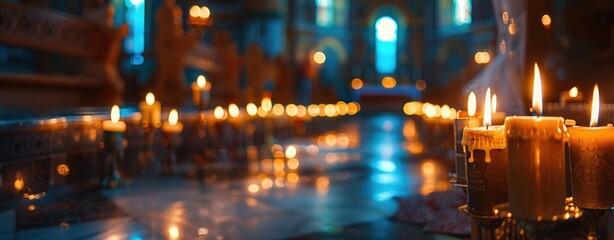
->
[491,94,497,113]
[214,106,225,120]
[111,105,120,123]
[590,84,599,127]
[197,75,206,88]
[484,88,492,126]
[200,6,210,19]
[261,97,272,112]
[313,51,326,64]
[229,103,240,118]
[246,103,258,116]
[169,109,178,126]
[146,92,155,106]
[569,87,578,98]
[532,63,543,116]
[468,91,477,117]
[189,5,201,18]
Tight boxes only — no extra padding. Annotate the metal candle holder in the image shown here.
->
[142,123,160,174]
[102,131,125,188]
[493,199,582,240]
[162,131,182,175]
[459,204,504,240]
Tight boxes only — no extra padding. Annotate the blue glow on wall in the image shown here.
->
[453,0,472,26]
[316,0,334,27]
[375,16,397,74]
[125,0,145,65]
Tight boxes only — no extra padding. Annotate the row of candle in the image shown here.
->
[102,94,183,134]
[102,93,361,136]
[457,63,613,220]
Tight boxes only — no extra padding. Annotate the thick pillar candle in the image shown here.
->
[506,116,568,218]
[569,85,614,209]
[139,92,161,127]
[463,125,507,215]
[505,63,568,219]
[462,88,508,215]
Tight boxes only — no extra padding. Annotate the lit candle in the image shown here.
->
[560,86,584,104]
[162,109,184,133]
[139,92,161,127]
[103,105,126,132]
[453,92,482,186]
[505,63,568,219]
[261,96,272,113]
[569,84,614,209]
[102,105,126,152]
[192,75,212,109]
[462,88,508,215]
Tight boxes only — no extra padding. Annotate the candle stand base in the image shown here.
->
[493,202,582,240]
[141,126,160,175]
[580,208,607,240]
[102,132,126,189]
[101,151,123,189]
[459,204,504,240]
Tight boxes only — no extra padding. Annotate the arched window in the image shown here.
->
[315,0,334,27]
[375,16,398,74]
[453,0,472,26]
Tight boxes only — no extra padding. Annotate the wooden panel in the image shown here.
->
[0,2,99,59]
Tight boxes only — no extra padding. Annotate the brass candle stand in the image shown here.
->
[102,131,125,188]
[459,205,504,240]
[492,200,582,240]
[162,131,182,175]
[141,123,160,174]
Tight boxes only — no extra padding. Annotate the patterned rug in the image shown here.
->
[392,189,471,237]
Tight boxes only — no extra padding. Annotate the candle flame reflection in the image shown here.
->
[590,84,599,127]
[169,109,178,125]
[111,105,120,123]
[532,63,543,116]
[468,92,476,117]
[146,92,155,106]
[484,88,492,126]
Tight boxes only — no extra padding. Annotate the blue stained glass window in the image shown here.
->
[125,0,145,65]
[375,16,397,74]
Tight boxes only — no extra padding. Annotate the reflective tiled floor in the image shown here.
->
[14,113,461,240]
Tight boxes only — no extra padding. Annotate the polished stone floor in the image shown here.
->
[12,113,464,240]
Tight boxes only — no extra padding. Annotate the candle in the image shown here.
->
[102,105,126,151]
[462,88,508,215]
[162,109,184,133]
[192,75,211,109]
[139,92,162,127]
[505,63,568,219]
[102,105,126,132]
[569,84,614,209]
[453,92,481,186]
[560,86,584,104]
